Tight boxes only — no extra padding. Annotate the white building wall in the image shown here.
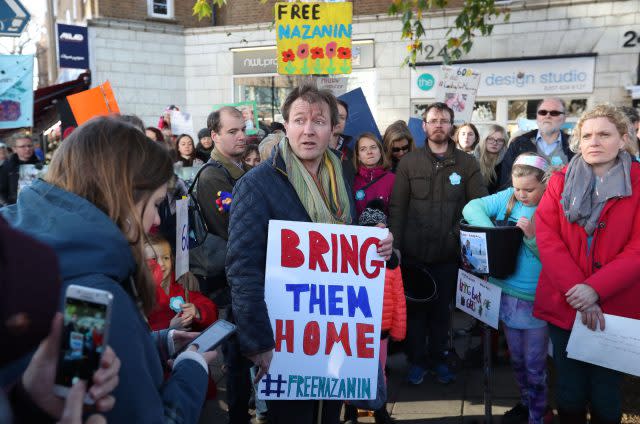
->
[88,0,640,131]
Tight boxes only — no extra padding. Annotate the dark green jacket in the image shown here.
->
[389,140,488,265]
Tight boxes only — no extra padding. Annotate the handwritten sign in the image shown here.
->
[456,269,501,329]
[275,2,352,75]
[435,65,481,125]
[259,220,387,400]
[175,198,189,280]
[567,313,640,377]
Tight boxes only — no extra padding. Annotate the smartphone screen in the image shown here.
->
[174,320,236,357]
[55,297,108,389]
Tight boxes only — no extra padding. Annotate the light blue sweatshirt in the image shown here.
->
[462,187,541,301]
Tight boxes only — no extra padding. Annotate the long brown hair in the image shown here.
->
[382,120,415,165]
[453,123,480,152]
[45,116,174,314]
[353,132,390,170]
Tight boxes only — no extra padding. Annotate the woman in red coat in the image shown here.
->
[534,104,640,424]
[352,132,396,219]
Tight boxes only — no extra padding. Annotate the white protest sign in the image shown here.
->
[316,76,349,96]
[456,269,501,329]
[460,230,489,274]
[434,65,481,126]
[259,220,387,400]
[170,110,196,142]
[18,164,47,194]
[175,198,189,280]
[567,313,640,377]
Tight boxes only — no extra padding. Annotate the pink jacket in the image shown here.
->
[353,166,395,218]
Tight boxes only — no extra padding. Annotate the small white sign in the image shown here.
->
[175,198,189,280]
[456,269,501,329]
[260,220,387,400]
[434,65,481,126]
[316,76,349,96]
[567,313,640,377]
[170,110,196,142]
[460,230,489,275]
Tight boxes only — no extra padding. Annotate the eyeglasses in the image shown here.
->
[425,119,451,126]
[15,144,33,149]
[392,145,410,153]
[537,110,564,117]
[486,137,505,145]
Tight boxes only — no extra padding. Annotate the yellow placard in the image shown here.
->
[275,2,352,75]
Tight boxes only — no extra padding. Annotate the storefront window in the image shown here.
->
[508,98,587,120]
[234,76,304,124]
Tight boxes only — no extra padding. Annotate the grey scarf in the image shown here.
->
[561,151,632,235]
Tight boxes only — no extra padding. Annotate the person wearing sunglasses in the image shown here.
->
[0,134,42,207]
[382,120,415,173]
[499,98,573,189]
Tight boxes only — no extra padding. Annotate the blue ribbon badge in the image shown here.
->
[449,172,462,185]
[551,156,563,166]
[169,296,185,313]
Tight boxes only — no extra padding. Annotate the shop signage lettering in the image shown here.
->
[275,2,352,75]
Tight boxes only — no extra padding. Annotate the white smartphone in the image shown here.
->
[174,319,236,357]
[53,285,113,404]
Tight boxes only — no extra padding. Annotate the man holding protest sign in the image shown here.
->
[226,84,394,423]
[389,102,487,385]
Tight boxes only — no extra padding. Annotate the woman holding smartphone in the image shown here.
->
[1,116,216,424]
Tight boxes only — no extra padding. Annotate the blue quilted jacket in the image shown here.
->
[226,146,356,356]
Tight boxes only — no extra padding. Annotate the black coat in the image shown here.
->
[0,153,41,206]
[226,147,355,356]
[498,129,572,190]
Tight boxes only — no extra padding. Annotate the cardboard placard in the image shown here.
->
[338,88,381,144]
[275,2,352,75]
[259,220,387,400]
[456,269,501,329]
[175,198,189,280]
[66,81,120,125]
[434,65,481,126]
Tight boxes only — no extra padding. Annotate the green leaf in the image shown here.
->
[193,0,213,19]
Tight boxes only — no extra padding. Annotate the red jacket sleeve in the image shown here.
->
[535,173,586,294]
[190,291,218,330]
[389,267,407,342]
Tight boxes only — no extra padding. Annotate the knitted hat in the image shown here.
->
[358,199,387,226]
[198,128,210,140]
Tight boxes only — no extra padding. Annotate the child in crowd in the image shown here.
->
[462,153,551,424]
[344,199,406,424]
[453,123,480,153]
[145,233,217,331]
[242,144,261,168]
[175,134,204,168]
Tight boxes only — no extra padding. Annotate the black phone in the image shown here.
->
[173,319,236,358]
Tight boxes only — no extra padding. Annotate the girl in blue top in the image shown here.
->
[462,152,550,424]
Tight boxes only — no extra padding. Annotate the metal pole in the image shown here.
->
[46,0,58,85]
[483,323,492,424]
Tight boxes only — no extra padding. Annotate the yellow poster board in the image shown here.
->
[275,2,352,75]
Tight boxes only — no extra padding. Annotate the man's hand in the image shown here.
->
[580,304,605,331]
[516,217,535,239]
[566,283,599,311]
[248,350,273,384]
[375,224,394,261]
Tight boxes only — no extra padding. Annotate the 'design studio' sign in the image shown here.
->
[275,2,352,75]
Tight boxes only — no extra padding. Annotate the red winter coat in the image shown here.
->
[381,267,407,341]
[533,164,640,330]
[353,166,395,218]
[146,260,218,331]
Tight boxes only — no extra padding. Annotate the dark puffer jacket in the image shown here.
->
[226,146,356,356]
[0,153,41,206]
[388,141,487,266]
[498,129,572,190]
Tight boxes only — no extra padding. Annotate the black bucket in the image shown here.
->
[459,219,523,279]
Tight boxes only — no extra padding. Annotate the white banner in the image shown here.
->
[259,220,387,400]
[456,269,501,329]
[434,65,481,125]
[170,110,196,142]
[411,56,596,99]
[175,198,189,280]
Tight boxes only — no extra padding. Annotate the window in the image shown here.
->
[147,0,174,19]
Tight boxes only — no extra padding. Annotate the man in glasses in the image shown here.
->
[0,134,41,206]
[389,102,487,386]
[499,98,573,188]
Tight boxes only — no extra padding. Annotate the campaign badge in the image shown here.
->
[449,172,462,185]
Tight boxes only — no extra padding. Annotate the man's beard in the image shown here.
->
[428,133,449,145]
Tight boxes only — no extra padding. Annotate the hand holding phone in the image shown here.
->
[172,320,236,358]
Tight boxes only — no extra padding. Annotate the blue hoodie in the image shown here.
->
[1,180,208,423]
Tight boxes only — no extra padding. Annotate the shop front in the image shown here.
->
[232,40,375,124]
[410,54,596,137]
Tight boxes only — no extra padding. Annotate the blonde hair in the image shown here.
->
[476,125,508,186]
[570,104,631,153]
[258,133,284,161]
[505,152,549,220]
[382,120,415,164]
[353,132,390,170]
[45,116,174,314]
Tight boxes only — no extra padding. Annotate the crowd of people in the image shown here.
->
[1,85,640,424]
